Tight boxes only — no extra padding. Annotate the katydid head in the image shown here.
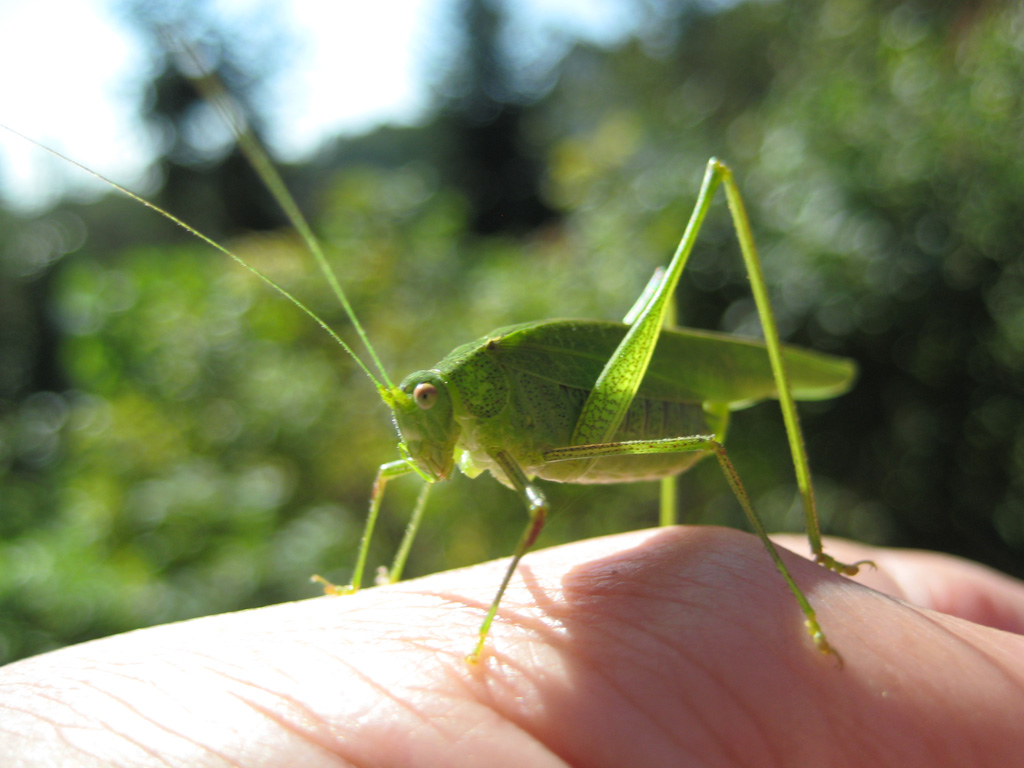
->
[383,371,459,481]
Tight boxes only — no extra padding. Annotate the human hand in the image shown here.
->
[2,526,1022,767]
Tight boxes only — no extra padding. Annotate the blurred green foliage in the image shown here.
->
[2,0,1024,663]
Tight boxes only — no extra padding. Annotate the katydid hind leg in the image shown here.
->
[622,268,680,526]
[598,159,863,574]
[621,268,681,526]
[622,267,667,325]
[570,159,726,453]
[715,162,870,577]
[659,266,679,527]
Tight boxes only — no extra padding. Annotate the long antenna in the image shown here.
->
[0,122,388,392]
[176,43,394,390]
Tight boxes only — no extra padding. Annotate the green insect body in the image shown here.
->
[391,319,854,488]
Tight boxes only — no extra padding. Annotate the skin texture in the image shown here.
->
[1,527,1023,768]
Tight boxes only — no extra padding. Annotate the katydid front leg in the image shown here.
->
[320,447,549,664]
[314,459,432,594]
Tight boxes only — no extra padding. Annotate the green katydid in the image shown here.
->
[3,108,866,664]
[313,158,866,663]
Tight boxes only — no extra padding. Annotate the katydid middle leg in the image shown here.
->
[545,436,840,660]
[467,449,550,663]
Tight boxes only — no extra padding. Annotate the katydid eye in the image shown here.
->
[413,382,438,410]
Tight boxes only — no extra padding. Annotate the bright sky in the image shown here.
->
[0,0,640,212]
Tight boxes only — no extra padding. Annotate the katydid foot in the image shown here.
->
[814,552,876,577]
[311,574,357,596]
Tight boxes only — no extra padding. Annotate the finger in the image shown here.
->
[2,527,1023,768]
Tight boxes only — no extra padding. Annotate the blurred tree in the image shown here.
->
[432,0,559,234]
[118,0,292,235]
[294,0,561,237]
[0,0,299,663]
